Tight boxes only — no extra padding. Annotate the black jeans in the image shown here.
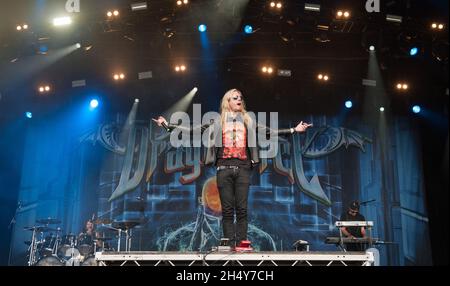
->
[216,167,251,246]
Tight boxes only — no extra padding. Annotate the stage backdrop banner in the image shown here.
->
[10,115,432,266]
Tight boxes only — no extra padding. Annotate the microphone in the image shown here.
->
[161,121,171,132]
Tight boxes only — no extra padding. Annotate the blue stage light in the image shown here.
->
[412,105,421,114]
[410,47,418,56]
[244,25,253,34]
[39,45,48,53]
[198,24,207,33]
[25,112,33,119]
[90,99,99,109]
[345,101,353,109]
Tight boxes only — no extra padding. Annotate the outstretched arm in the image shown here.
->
[152,116,171,132]
[259,121,313,136]
[294,121,313,133]
[152,116,211,133]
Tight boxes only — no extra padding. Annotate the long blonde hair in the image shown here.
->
[219,89,252,127]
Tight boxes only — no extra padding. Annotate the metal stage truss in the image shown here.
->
[94,251,375,266]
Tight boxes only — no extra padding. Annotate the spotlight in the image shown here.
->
[177,0,182,5]
[175,65,187,72]
[386,14,402,23]
[193,87,198,92]
[270,2,282,9]
[379,107,385,112]
[183,0,188,4]
[198,24,207,33]
[76,43,81,49]
[113,73,125,81]
[244,25,253,34]
[317,74,329,81]
[38,85,51,93]
[26,112,33,119]
[262,66,274,74]
[38,44,49,54]
[369,45,375,51]
[345,101,353,109]
[304,3,320,12]
[396,83,409,91]
[135,99,140,103]
[90,99,99,109]
[277,69,292,77]
[107,10,120,18]
[336,10,350,19]
[431,23,445,30]
[53,17,72,27]
[72,80,86,88]
[412,105,421,114]
[17,24,29,31]
[131,2,148,11]
[410,47,419,56]
[305,3,320,12]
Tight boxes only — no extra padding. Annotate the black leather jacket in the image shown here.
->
[162,120,293,166]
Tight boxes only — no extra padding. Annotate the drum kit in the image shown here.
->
[24,218,113,266]
[24,217,142,266]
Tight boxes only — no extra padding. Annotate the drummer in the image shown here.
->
[80,219,95,237]
[78,219,101,249]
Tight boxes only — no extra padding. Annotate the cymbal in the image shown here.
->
[112,220,140,230]
[24,226,57,232]
[93,218,112,225]
[36,218,61,225]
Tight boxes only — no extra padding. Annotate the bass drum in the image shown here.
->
[35,256,64,266]
[81,256,98,266]
[77,234,94,257]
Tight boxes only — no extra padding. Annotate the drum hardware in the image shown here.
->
[111,221,141,252]
[36,218,62,225]
[24,226,46,266]
[81,256,98,266]
[35,256,64,266]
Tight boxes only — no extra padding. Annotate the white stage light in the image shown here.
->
[53,17,72,27]
[131,2,148,11]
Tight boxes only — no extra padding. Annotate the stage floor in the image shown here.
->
[95,251,374,266]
